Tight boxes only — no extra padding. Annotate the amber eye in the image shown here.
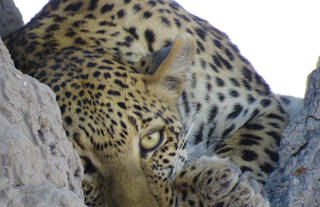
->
[140,130,164,151]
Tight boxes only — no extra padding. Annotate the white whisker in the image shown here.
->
[185,141,215,165]
[172,104,211,182]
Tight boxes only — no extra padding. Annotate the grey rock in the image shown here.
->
[0,0,24,37]
[266,65,320,207]
[0,39,86,207]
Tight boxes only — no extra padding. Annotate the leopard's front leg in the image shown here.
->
[174,156,269,207]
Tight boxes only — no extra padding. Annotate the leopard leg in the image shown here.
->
[174,156,270,207]
[214,101,289,183]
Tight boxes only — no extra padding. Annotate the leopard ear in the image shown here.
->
[145,33,195,97]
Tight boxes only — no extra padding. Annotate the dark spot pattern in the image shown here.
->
[101,3,114,14]
[242,149,258,161]
[144,29,155,52]
[3,0,291,205]
[64,2,83,12]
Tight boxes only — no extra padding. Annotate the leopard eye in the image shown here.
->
[81,156,97,174]
[140,130,164,151]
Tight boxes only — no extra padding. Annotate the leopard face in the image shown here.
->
[5,21,195,205]
[74,42,192,206]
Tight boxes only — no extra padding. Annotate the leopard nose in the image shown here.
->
[106,166,159,207]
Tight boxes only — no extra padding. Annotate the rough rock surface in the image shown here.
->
[266,65,320,207]
[0,0,23,37]
[0,39,86,206]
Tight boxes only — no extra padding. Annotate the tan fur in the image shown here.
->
[4,0,291,206]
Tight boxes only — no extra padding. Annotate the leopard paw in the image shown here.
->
[174,155,269,207]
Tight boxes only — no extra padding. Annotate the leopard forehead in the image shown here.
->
[39,48,183,155]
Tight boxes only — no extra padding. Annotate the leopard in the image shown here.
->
[3,0,303,206]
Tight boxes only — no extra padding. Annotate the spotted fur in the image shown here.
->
[3,0,293,206]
